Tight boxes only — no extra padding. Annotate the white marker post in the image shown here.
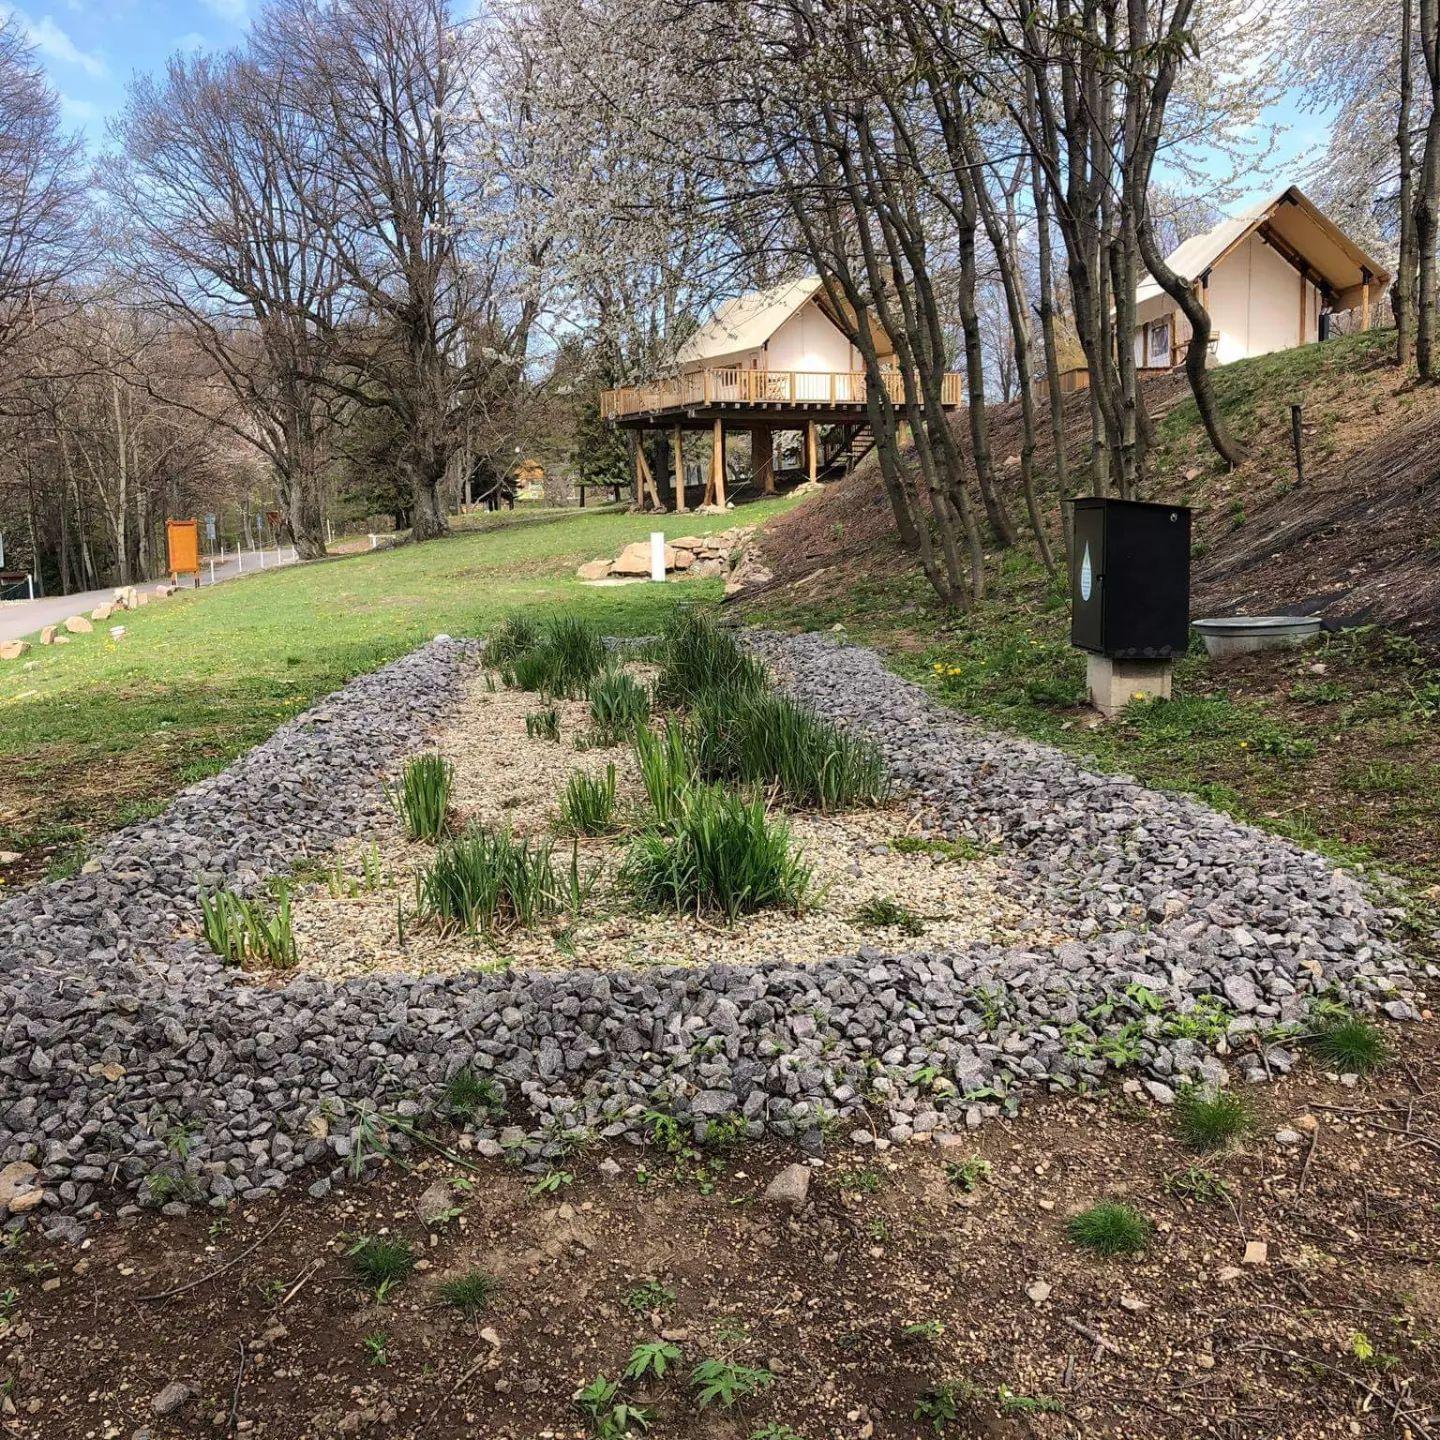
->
[649,531,665,582]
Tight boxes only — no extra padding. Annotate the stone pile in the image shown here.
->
[576,527,753,582]
[0,631,1415,1238]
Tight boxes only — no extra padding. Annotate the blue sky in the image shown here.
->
[3,0,250,147]
[11,0,1327,212]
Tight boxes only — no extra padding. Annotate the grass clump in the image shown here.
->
[420,826,587,934]
[199,887,297,969]
[588,668,650,744]
[525,707,561,742]
[1173,1086,1254,1151]
[557,765,619,836]
[387,753,453,841]
[1311,1009,1389,1074]
[689,688,888,810]
[621,784,810,923]
[653,609,766,709]
[439,1268,500,1315]
[1067,1201,1152,1257]
[855,895,925,936]
[486,612,540,665]
[445,1066,503,1121]
[632,718,696,824]
[349,1236,415,1288]
[502,614,607,699]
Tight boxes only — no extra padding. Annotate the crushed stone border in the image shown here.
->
[0,632,1413,1239]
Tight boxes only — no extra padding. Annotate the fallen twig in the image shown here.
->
[1061,1315,1120,1355]
[1296,1126,1320,1196]
[139,1216,286,1303]
[277,1259,322,1310]
[227,1338,246,1438]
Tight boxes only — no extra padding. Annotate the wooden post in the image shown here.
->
[750,423,774,495]
[1299,273,1307,346]
[672,425,685,513]
[635,439,661,510]
[1290,403,1305,486]
[627,431,641,510]
[806,420,818,485]
[1361,271,1372,332]
[711,419,726,509]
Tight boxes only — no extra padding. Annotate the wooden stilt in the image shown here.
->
[635,440,661,510]
[1360,276,1372,332]
[750,423,774,495]
[672,425,685,513]
[628,432,641,510]
[709,420,726,509]
[806,420,818,486]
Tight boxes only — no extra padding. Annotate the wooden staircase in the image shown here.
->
[818,422,875,479]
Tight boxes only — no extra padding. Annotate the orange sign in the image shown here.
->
[166,518,201,581]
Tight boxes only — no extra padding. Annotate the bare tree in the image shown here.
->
[106,52,340,558]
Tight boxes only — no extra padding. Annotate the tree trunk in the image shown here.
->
[409,450,451,541]
[1415,0,1440,379]
[1135,221,1245,468]
[1396,0,1418,366]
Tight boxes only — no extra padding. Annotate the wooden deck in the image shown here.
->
[601,367,964,422]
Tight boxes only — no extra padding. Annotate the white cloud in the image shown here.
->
[1,6,107,76]
[175,30,209,52]
[59,90,98,120]
[200,0,247,24]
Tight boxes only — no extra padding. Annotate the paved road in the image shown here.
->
[0,547,299,645]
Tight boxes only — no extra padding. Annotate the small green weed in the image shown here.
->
[914,1380,974,1432]
[445,1066,504,1121]
[1173,1086,1254,1152]
[530,1169,575,1197]
[348,1236,415,1290]
[439,1269,500,1315]
[1164,1165,1232,1203]
[624,1279,676,1314]
[891,835,987,863]
[525,707,561,741]
[900,1318,945,1342]
[362,1330,390,1366]
[1067,1201,1152,1256]
[573,1375,651,1440]
[690,1357,774,1409]
[854,896,925,935]
[998,1385,1064,1415]
[1310,1010,1388,1074]
[589,668,650,744]
[623,1339,683,1381]
[944,1156,992,1192]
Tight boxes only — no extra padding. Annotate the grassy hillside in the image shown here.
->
[0,500,794,881]
[744,335,1440,924]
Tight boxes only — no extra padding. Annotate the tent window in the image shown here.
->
[1147,319,1171,366]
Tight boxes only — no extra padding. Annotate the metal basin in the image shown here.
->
[1192,615,1323,658]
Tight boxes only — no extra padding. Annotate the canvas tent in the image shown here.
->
[1133,186,1391,370]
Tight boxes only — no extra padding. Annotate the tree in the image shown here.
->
[107,51,340,559]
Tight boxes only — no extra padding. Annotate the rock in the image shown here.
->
[479,1326,501,1348]
[1025,1280,1052,1304]
[1142,1080,1175,1106]
[151,1382,191,1417]
[597,1158,623,1181]
[1217,1266,1242,1282]
[670,548,695,571]
[38,626,57,645]
[0,851,19,866]
[576,560,612,582]
[1242,1240,1268,1266]
[610,541,657,577]
[1223,975,1260,1012]
[63,615,93,634]
[1274,1128,1302,1147]
[1293,1114,1319,1133]
[0,641,30,661]
[0,1161,40,1214]
[763,1163,810,1213]
[417,1180,456,1225]
[90,603,114,622]
[1119,1293,1146,1311]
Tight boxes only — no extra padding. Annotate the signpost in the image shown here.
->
[166,518,202,589]
[1070,497,1191,718]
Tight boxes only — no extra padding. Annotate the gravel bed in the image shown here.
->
[0,632,1416,1239]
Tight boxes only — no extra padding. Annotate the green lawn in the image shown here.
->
[0,500,795,875]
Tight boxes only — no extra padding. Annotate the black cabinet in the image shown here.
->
[1070,498,1191,658]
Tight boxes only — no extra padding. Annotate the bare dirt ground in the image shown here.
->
[283,670,1032,980]
[3,1022,1437,1440]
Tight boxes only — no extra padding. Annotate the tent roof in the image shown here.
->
[674,275,824,365]
[1136,186,1390,311]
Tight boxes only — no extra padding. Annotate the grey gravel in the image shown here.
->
[0,631,1414,1234]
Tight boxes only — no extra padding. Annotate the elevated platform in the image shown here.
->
[601,367,963,427]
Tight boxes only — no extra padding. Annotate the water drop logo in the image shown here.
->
[1079,543,1093,602]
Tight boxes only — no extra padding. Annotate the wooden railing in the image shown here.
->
[600,368,965,419]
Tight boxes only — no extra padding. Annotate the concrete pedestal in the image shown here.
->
[1086,655,1173,719]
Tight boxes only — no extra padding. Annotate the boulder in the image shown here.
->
[135,591,149,606]
[0,1161,39,1215]
[38,625,57,645]
[576,559,612,582]
[764,1162,811,1214]
[64,615,93,635]
[0,641,30,661]
[670,548,696,571]
[90,603,114,622]
[611,541,662,577]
